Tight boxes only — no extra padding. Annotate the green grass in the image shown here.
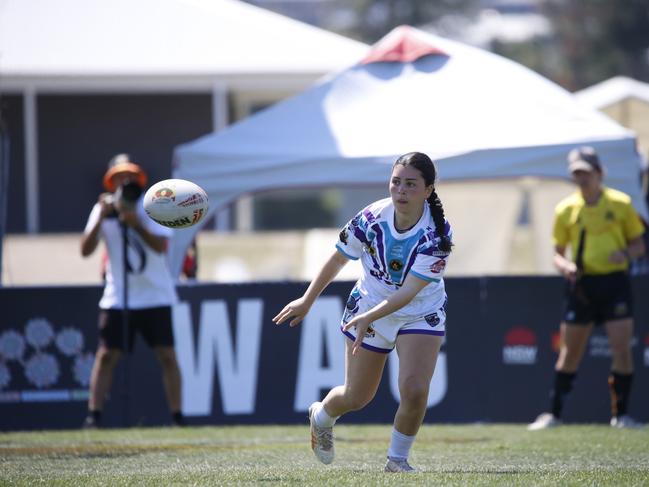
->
[1,424,648,486]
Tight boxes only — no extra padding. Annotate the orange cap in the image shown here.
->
[103,162,147,192]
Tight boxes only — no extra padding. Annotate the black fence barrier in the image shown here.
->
[1,276,648,430]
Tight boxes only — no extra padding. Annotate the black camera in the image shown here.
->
[104,181,143,217]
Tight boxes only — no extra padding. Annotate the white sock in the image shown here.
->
[387,427,415,460]
[313,403,338,427]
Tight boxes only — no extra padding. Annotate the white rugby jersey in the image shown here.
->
[84,196,178,310]
[335,197,451,320]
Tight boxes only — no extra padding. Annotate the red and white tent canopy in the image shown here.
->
[171,26,647,275]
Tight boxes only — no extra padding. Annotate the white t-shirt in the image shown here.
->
[335,197,451,321]
[84,196,178,310]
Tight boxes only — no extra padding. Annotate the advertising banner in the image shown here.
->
[1,277,647,430]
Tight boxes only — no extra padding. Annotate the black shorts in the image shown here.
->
[98,306,174,351]
[563,272,633,325]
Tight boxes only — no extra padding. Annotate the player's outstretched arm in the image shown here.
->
[273,250,348,327]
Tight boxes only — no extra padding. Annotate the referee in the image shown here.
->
[529,146,646,430]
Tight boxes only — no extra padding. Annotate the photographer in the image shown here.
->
[81,156,183,428]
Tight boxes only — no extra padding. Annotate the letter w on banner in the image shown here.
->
[173,299,263,416]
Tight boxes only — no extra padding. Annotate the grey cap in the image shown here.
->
[567,146,602,173]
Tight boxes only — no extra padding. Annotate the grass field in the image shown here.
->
[1,424,648,486]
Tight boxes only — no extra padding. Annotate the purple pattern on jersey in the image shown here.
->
[403,249,419,278]
[418,221,451,257]
[372,223,389,276]
[352,209,384,273]
[362,208,378,225]
[351,225,369,247]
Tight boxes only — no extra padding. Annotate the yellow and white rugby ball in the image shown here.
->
[143,179,209,228]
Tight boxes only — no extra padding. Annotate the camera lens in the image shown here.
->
[116,182,143,209]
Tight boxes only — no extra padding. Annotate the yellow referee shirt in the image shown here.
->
[553,187,645,275]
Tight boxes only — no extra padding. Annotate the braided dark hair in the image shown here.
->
[393,152,453,253]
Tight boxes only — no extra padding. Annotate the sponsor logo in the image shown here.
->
[153,216,192,227]
[191,208,204,225]
[178,193,206,207]
[589,334,611,357]
[430,259,446,273]
[430,250,450,257]
[339,228,348,245]
[589,334,639,358]
[0,318,93,403]
[502,327,537,365]
[153,187,175,201]
[389,259,404,271]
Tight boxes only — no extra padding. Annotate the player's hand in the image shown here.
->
[562,261,578,284]
[342,314,371,355]
[273,297,310,327]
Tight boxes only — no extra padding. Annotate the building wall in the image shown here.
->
[602,98,649,157]
[37,94,213,232]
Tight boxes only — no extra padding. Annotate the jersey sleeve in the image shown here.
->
[552,206,570,248]
[335,213,365,260]
[409,229,452,282]
[622,203,645,241]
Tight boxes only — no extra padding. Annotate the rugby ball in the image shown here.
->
[143,179,209,228]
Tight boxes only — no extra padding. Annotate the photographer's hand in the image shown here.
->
[98,193,113,218]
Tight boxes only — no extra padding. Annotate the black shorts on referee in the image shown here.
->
[563,271,633,325]
[98,306,174,351]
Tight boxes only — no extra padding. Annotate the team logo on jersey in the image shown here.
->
[430,259,446,273]
[605,210,615,221]
[365,244,376,256]
[345,294,360,313]
[424,313,440,327]
[363,325,375,338]
[389,259,403,271]
[339,228,349,245]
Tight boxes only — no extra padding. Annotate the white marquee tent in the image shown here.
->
[0,0,367,83]
[0,0,368,234]
[171,26,648,276]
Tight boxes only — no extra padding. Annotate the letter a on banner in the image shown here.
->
[294,297,345,411]
[173,299,263,416]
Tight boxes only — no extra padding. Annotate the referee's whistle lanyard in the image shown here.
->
[572,223,588,304]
